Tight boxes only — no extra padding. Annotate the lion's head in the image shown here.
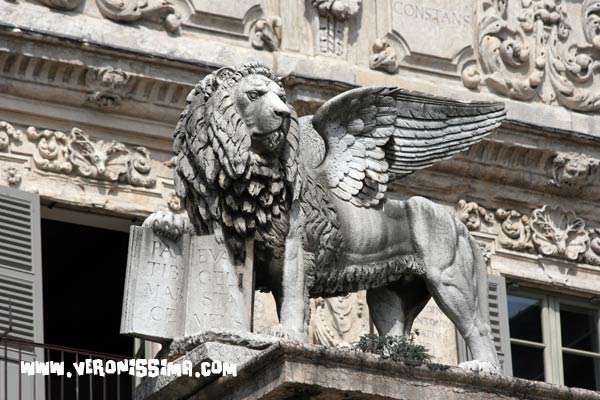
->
[173,63,299,258]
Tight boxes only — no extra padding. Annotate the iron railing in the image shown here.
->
[1,337,134,400]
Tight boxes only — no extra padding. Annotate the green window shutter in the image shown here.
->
[0,186,45,400]
[457,274,513,376]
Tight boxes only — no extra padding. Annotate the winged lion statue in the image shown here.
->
[145,63,507,373]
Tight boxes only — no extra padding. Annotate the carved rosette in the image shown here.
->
[250,17,282,51]
[5,167,22,186]
[369,38,399,73]
[531,205,589,260]
[312,0,361,56]
[85,67,134,108]
[96,0,181,33]
[469,0,600,112]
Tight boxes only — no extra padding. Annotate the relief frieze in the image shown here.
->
[467,0,600,112]
[3,122,156,188]
[458,200,600,267]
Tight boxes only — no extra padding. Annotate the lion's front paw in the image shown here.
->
[458,360,501,375]
[143,211,191,241]
[259,324,308,342]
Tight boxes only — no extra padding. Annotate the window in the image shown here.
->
[508,289,600,390]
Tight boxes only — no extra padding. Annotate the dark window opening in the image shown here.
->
[41,218,133,399]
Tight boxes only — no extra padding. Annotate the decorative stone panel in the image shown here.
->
[467,0,600,112]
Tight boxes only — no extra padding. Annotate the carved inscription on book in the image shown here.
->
[121,227,253,342]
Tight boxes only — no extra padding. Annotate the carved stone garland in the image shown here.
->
[1,122,156,188]
[467,0,600,112]
[312,0,361,56]
[457,200,600,267]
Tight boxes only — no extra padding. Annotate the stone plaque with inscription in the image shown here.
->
[120,226,254,342]
[390,0,473,60]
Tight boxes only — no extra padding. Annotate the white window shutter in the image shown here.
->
[0,186,45,400]
[457,274,513,376]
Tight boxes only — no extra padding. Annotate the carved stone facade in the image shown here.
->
[0,0,599,379]
[467,0,600,112]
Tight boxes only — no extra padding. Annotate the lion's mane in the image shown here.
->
[173,63,299,258]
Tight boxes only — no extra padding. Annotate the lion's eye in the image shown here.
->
[279,94,287,103]
[247,91,259,101]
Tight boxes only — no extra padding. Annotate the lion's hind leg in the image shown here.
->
[423,223,499,372]
[367,274,430,337]
[406,196,499,372]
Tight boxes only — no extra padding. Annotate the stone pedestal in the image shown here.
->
[139,331,600,400]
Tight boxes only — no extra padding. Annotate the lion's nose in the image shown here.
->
[274,107,290,118]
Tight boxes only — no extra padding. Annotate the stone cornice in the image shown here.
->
[195,333,600,400]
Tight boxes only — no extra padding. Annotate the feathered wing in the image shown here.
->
[312,87,506,207]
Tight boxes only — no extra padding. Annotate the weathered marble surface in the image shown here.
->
[121,227,254,341]
[187,336,600,400]
[135,330,280,400]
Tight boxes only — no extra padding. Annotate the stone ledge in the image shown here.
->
[191,339,600,400]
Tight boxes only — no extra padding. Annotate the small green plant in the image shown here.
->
[354,330,432,367]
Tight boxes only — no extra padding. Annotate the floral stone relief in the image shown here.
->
[467,0,600,112]
[1,122,156,189]
[458,200,600,267]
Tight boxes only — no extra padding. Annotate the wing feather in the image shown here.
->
[312,87,506,207]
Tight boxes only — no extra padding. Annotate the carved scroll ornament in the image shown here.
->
[0,122,23,152]
[250,16,282,52]
[370,38,399,74]
[96,0,181,33]
[1,123,157,188]
[459,200,600,267]
[468,0,600,112]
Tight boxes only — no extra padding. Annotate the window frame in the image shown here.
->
[507,287,600,388]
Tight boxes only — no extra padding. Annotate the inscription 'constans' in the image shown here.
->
[393,1,471,27]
